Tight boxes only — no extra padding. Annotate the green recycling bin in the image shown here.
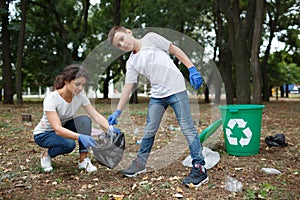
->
[219,104,265,156]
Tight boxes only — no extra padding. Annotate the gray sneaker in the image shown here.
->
[122,159,146,177]
[182,164,209,187]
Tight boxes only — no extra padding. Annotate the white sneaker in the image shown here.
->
[41,156,53,172]
[78,158,97,173]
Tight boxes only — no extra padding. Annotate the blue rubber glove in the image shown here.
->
[78,134,97,148]
[189,66,203,90]
[108,125,121,135]
[108,110,122,125]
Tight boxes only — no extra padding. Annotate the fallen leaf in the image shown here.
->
[112,194,124,200]
[19,165,26,170]
[173,193,183,198]
[176,187,183,193]
[234,167,243,171]
[139,180,149,185]
[131,183,137,191]
[169,176,181,181]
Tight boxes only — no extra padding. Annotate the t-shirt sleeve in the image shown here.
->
[78,92,91,106]
[125,65,139,83]
[43,94,57,112]
[144,32,172,52]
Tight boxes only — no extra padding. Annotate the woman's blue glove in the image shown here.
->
[189,66,203,90]
[108,110,122,125]
[78,134,97,148]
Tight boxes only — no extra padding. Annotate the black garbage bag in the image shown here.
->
[92,131,125,169]
[265,133,288,148]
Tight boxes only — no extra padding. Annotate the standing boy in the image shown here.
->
[107,26,208,187]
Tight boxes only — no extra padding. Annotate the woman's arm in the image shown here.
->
[46,111,80,140]
[168,43,194,69]
[83,104,110,130]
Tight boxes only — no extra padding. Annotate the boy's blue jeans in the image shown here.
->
[137,91,205,166]
[34,115,92,158]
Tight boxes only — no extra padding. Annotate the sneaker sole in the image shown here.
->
[185,177,209,188]
[123,168,146,177]
[86,168,97,173]
[43,167,53,172]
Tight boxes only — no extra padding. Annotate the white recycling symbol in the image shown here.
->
[225,119,252,146]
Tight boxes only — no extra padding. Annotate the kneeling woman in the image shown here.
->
[33,64,117,173]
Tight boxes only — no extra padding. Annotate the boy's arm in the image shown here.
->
[108,83,134,125]
[168,44,193,69]
[168,43,203,90]
[117,83,134,111]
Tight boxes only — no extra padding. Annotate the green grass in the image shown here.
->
[129,109,148,116]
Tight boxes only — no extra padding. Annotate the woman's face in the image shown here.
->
[66,76,86,95]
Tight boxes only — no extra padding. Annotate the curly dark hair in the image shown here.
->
[53,64,88,90]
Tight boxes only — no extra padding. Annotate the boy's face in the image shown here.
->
[112,30,135,52]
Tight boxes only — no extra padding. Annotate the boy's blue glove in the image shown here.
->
[108,125,121,135]
[108,110,122,125]
[189,66,203,90]
[78,134,97,148]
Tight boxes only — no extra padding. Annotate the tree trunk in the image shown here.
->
[285,84,289,98]
[71,0,90,61]
[220,56,235,106]
[235,51,251,104]
[47,0,71,65]
[280,85,284,97]
[103,66,111,99]
[250,0,264,104]
[1,0,13,104]
[204,85,209,103]
[129,83,139,104]
[261,3,279,102]
[16,0,28,104]
[214,1,234,104]
[217,0,256,104]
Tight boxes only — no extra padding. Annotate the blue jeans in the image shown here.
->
[34,115,92,158]
[137,91,205,166]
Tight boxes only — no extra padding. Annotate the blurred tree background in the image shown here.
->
[0,0,299,104]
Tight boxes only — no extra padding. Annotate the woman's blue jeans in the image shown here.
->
[137,91,205,166]
[34,115,92,158]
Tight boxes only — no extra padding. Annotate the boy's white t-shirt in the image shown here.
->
[125,32,186,98]
[33,90,90,135]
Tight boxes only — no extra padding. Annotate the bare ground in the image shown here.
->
[0,98,299,200]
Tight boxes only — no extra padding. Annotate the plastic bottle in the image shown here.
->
[225,176,243,192]
[134,128,142,145]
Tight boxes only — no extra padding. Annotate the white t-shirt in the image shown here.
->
[125,32,186,98]
[33,90,90,135]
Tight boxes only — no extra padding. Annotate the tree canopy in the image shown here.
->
[0,0,299,104]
